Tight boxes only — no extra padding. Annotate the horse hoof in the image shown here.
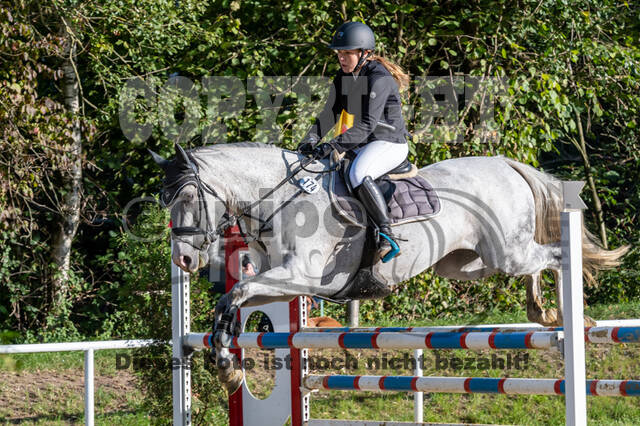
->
[584,315,597,327]
[214,330,233,348]
[531,308,559,327]
[219,368,244,396]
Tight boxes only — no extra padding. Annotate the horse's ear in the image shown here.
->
[174,143,190,166]
[148,149,169,170]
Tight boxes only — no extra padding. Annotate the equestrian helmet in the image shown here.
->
[328,22,375,51]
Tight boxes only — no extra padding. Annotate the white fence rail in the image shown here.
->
[0,339,163,426]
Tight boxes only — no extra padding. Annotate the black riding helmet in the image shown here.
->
[328,22,375,50]
[329,22,375,73]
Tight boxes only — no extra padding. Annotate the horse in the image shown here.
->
[151,142,628,394]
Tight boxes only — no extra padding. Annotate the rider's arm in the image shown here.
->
[302,75,342,143]
[330,73,395,153]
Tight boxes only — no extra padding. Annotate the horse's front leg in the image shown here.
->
[213,263,315,394]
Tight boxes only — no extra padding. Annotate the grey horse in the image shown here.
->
[151,142,628,394]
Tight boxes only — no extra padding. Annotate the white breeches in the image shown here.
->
[349,140,409,188]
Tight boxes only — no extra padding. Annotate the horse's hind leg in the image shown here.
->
[526,267,596,327]
[525,272,560,326]
[550,269,596,327]
[481,240,564,326]
[480,224,597,327]
[551,269,563,326]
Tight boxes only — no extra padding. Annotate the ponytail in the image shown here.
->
[370,54,410,91]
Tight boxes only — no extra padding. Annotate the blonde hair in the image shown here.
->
[370,54,410,91]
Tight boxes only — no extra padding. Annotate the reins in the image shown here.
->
[166,146,341,251]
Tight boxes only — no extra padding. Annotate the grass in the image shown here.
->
[1,302,639,424]
[0,348,149,424]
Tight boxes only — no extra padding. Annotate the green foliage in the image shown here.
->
[0,2,78,335]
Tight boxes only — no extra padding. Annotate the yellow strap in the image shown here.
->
[333,109,355,137]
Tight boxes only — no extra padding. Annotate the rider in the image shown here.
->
[298,21,411,262]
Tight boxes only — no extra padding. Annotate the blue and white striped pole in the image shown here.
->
[187,330,559,350]
[305,375,640,397]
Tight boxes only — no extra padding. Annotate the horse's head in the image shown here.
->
[150,144,228,274]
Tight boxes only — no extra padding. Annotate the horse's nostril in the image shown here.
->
[181,255,192,268]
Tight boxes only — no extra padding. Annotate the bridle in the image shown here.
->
[161,150,233,252]
[162,144,339,253]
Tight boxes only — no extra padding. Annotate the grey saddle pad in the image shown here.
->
[329,168,441,228]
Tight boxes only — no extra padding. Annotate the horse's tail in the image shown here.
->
[502,157,629,285]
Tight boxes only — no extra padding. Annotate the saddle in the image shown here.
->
[327,152,441,303]
[329,152,441,228]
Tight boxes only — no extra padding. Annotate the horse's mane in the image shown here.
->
[192,141,284,154]
[164,142,277,182]
[162,142,294,209]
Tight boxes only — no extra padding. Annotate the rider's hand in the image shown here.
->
[313,143,334,159]
[298,134,319,156]
[297,142,315,156]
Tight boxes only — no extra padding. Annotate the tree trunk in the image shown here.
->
[50,30,83,314]
[574,109,608,249]
[565,58,608,249]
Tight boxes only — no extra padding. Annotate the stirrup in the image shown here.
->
[379,232,400,263]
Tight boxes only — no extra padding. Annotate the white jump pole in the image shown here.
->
[84,349,94,426]
[561,181,587,426]
[172,240,191,426]
[413,349,423,423]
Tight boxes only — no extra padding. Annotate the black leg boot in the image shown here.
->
[356,176,400,262]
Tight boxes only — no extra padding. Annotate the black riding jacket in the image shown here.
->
[306,60,410,153]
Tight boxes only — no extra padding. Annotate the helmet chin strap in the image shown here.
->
[352,48,372,75]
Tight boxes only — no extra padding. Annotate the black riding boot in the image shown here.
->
[356,176,400,262]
